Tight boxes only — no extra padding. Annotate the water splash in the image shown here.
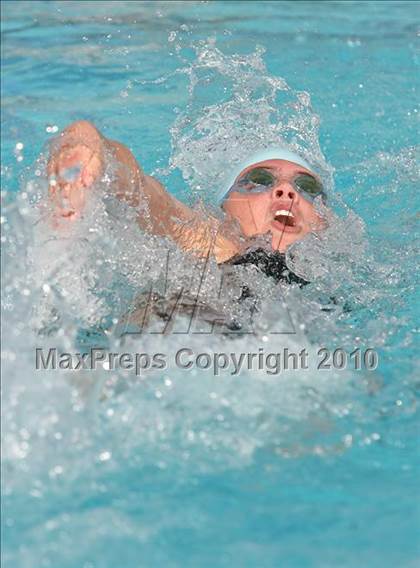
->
[162,41,334,205]
[1,43,417,518]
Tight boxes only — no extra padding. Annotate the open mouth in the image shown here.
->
[273,209,296,227]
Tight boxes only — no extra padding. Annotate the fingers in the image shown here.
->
[47,145,95,219]
[45,122,105,226]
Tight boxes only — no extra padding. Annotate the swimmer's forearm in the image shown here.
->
[49,121,238,262]
[102,138,192,225]
[103,137,240,262]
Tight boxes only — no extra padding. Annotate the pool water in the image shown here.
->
[1,2,419,567]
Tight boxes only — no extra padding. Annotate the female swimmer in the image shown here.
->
[46,120,326,280]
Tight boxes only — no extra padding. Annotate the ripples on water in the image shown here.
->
[1,2,419,567]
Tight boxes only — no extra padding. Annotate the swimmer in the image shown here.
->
[46,120,326,275]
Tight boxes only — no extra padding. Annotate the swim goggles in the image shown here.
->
[230,166,326,202]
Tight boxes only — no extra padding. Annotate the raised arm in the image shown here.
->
[47,120,238,263]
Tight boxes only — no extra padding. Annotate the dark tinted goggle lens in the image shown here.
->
[239,167,275,188]
[293,174,323,199]
[238,168,324,200]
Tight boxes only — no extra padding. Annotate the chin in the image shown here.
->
[270,230,303,252]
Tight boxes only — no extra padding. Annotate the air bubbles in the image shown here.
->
[346,38,362,47]
[98,450,112,462]
[361,433,381,446]
[343,434,353,448]
[49,465,64,478]
[14,142,24,162]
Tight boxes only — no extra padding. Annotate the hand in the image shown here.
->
[47,142,102,221]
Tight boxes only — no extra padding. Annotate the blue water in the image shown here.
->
[1,2,419,567]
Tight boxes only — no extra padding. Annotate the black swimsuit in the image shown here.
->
[227,247,308,288]
[119,249,308,336]
[216,248,308,331]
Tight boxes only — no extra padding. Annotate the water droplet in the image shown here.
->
[49,465,64,478]
[98,450,111,462]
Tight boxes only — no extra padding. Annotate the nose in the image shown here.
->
[271,181,298,202]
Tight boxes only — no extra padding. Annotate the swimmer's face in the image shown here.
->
[222,159,325,252]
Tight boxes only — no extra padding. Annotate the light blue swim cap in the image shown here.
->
[217,146,313,203]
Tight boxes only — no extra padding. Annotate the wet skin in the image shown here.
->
[222,159,324,253]
[47,122,324,261]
